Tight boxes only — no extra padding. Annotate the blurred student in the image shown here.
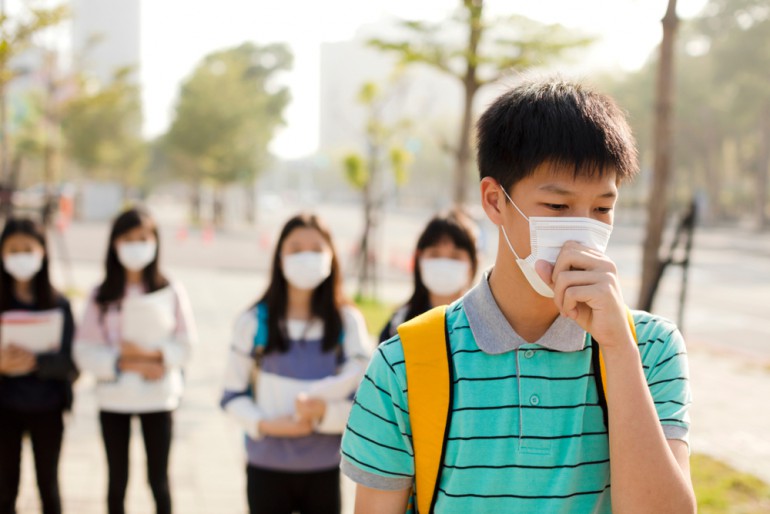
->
[379,208,478,342]
[221,213,370,514]
[74,207,196,514]
[0,218,78,514]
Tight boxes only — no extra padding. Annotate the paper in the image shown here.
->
[121,287,177,349]
[1,309,64,354]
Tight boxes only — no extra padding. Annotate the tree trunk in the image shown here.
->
[638,0,679,310]
[756,103,770,231]
[702,109,721,224]
[357,180,374,300]
[453,0,483,207]
[190,183,202,224]
[245,182,257,225]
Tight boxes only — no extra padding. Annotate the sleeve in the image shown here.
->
[340,339,415,491]
[158,282,196,368]
[639,315,692,445]
[73,292,119,381]
[314,305,372,434]
[35,297,79,382]
[220,310,266,440]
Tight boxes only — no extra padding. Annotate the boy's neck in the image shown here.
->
[488,253,560,344]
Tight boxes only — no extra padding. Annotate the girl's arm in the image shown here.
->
[220,310,267,439]
[313,305,372,434]
[73,291,120,380]
[35,297,79,382]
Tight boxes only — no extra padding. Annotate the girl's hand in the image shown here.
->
[259,416,314,438]
[295,394,327,424]
[118,359,165,380]
[121,342,163,362]
[0,345,37,375]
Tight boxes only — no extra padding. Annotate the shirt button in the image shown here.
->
[524,350,535,359]
[529,395,540,406]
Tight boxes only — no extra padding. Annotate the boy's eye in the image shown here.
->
[595,207,613,214]
[545,203,568,211]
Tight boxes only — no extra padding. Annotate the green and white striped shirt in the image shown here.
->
[341,271,691,513]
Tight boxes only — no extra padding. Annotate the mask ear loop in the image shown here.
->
[498,185,528,261]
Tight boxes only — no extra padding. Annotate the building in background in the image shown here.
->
[71,0,140,85]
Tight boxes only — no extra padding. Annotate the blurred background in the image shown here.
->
[2,0,770,512]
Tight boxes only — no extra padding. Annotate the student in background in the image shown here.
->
[221,213,370,514]
[0,218,77,514]
[379,208,478,342]
[74,207,196,514]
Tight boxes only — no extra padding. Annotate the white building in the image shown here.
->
[71,0,141,85]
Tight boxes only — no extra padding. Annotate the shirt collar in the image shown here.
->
[463,269,587,354]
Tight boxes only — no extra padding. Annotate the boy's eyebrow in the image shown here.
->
[538,184,618,199]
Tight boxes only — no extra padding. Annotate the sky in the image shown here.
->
[140,0,709,159]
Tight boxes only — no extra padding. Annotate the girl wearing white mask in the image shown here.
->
[74,207,196,514]
[221,213,370,514]
[379,208,478,342]
[0,218,77,514]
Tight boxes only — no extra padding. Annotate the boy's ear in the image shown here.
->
[480,177,505,226]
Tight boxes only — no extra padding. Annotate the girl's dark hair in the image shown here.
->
[96,207,169,309]
[477,78,638,191]
[405,208,479,320]
[259,213,345,354]
[0,217,57,312]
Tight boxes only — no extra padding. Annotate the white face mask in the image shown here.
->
[420,258,470,297]
[282,251,332,291]
[117,241,158,272]
[499,186,613,298]
[4,252,44,281]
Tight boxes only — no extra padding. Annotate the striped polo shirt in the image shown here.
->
[341,271,691,513]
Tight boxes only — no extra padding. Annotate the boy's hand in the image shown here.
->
[0,345,37,375]
[536,240,633,350]
[118,359,165,380]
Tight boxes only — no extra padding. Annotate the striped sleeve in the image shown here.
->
[636,312,692,443]
[341,337,415,491]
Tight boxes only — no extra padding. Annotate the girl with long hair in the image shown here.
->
[74,207,196,514]
[221,213,370,514]
[379,208,479,342]
[0,217,77,514]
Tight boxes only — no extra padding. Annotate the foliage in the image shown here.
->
[0,1,68,89]
[607,0,770,225]
[60,67,146,185]
[354,296,395,338]
[368,0,594,204]
[164,42,292,187]
[692,453,770,513]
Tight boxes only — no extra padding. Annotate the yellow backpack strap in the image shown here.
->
[594,307,639,427]
[398,306,452,514]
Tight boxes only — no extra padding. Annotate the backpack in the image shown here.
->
[397,305,639,514]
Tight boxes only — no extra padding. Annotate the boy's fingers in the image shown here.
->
[534,260,554,287]
[552,271,605,311]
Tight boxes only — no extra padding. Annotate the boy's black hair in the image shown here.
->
[476,78,638,191]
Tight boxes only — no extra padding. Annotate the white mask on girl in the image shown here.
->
[282,251,332,290]
[499,186,613,298]
[420,258,470,297]
[4,252,43,281]
[117,241,158,272]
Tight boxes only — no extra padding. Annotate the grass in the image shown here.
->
[355,300,770,512]
[693,454,770,513]
[354,296,395,338]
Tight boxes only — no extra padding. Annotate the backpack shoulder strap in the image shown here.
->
[253,303,269,353]
[593,307,639,428]
[398,305,452,514]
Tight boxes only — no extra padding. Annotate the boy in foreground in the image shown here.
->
[341,78,695,513]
